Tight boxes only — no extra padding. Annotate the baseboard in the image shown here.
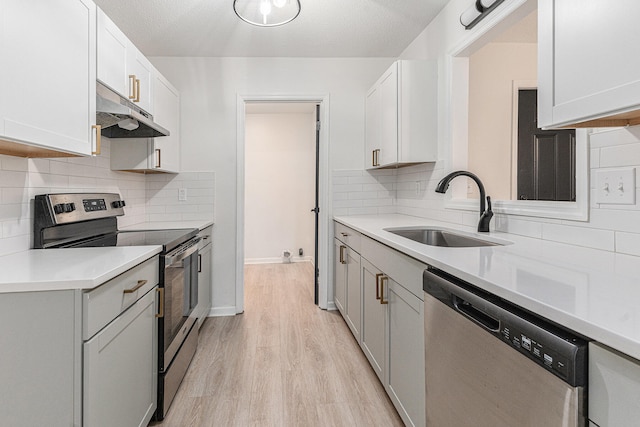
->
[244,256,314,265]
[326,301,337,311]
[208,306,237,317]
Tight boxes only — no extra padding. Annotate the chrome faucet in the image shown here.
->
[435,171,494,232]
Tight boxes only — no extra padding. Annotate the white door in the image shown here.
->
[0,0,96,156]
[151,71,180,172]
[128,45,154,114]
[361,258,386,382]
[378,63,399,167]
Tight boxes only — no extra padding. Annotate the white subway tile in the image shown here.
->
[616,232,640,257]
[1,156,28,171]
[599,143,640,168]
[0,170,28,188]
[542,223,615,251]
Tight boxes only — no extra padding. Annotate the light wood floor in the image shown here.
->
[153,262,403,427]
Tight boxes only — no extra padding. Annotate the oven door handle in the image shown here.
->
[165,237,202,267]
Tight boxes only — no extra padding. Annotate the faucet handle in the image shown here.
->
[486,196,492,213]
[478,196,494,233]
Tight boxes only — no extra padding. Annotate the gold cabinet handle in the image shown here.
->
[156,287,164,318]
[91,125,101,155]
[339,245,346,264]
[155,148,161,168]
[380,276,388,304]
[340,232,349,237]
[135,79,141,102]
[128,74,137,100]
[123,279,147,294]
[375,273,383,300]
[373,149,380,167]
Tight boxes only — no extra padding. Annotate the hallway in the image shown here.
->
[156,262,403,426]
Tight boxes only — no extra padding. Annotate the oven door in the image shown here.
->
[161,238,200,371]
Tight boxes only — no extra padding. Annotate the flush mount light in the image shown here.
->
[234,0,301,27]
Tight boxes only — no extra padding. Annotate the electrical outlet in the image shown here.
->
[595,168,636,205]
[178,188,187,201]
[415,181,420,195]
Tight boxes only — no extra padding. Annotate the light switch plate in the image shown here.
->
[178,188,187,201]
[595,168,636,205]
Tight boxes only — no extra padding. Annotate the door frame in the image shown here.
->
[510,80,537,201]
[236,94,331,312]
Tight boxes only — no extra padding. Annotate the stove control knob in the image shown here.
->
[111,200,126,209]
[53,204,64,214]
[63,203,76,213]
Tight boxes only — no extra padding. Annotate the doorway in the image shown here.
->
[236,95,330,313]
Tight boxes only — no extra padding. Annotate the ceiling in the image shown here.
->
[93,0,449,58]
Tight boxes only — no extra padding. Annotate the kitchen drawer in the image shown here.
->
[83,256,159,340]
[335,222,361,253]
[361,236,425,300]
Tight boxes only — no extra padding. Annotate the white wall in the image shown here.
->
[333,0,640,259]
[149,57,394,313]
[244,112,316,263]
[468,42,537,200]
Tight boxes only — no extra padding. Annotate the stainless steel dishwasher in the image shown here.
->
[423,265,588,427]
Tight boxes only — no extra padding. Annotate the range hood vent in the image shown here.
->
[96,81,169,138]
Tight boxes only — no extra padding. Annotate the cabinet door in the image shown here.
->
[0,0,96,156]
[97,7,128,96]
[334,239,347,314]
[365,85,381,169]
[361,258,386,382]
[83,288,158,427]
[128,45,154,114]
[378,63,399,167]
[589,342,640,427]
[387,279,425,427]
[151,71,180,173]
[196,242,212,329]
[539,0,640,128]
[344,250,362,341]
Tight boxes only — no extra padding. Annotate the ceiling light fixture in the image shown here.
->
[234,0,301,27]
[460,0,505,29]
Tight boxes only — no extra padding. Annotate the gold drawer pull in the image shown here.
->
[375,273,383,300]
[135,78,141,102]
[155,148,161,168]
[123,279,147,294]
[128,75,137,100]
[91,125,102,155]
[156,287,164,318]
[380,276,388,304]
[339,245,346,264]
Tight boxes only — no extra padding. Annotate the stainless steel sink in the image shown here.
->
[385,227,503,248]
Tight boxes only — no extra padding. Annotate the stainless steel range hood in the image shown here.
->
[96,81,169,138]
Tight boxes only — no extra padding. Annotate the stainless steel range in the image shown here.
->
[33,192,200,420]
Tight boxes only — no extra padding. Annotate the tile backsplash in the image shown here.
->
[333,127,640,257]
[0,138,215,257]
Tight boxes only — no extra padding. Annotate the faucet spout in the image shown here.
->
[435,170,493,232]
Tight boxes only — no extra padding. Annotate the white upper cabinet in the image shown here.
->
[97,7,153,114]
[539,0,640,128]
[110,67,180,174]
[0,0,98,157]
[151,71,180,173]
[365,60,438,169]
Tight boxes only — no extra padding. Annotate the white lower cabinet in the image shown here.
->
[0,256,159,427]
[334,224,362,342]
[83,288,157,427]
[589,342,640,427]
[334,221,425,427]
[195,227,213,329]
[361,257,386,381]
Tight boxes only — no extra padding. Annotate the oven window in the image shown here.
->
[163,253,197,353]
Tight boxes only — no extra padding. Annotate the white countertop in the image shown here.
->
[0,246,162,293]
[335,214,640,360]
[120,220,213,232]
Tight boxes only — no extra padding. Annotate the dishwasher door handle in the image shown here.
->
[453,295,500,333]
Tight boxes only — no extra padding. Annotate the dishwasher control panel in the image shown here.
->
[501,325,571,380]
